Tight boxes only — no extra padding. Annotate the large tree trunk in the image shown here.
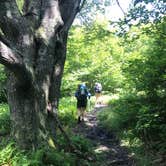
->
[7,73,38,149]
[49,32,68,112]
[0,0,84,149]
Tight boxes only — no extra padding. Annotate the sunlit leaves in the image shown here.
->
[16,0,24,13]
[62,21,125,94]
[77,0,114,25]
[0,65,7,102]
[115,0,166,35]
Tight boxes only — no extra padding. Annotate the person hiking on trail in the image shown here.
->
[75,83,91,123]
[94,82,102,105]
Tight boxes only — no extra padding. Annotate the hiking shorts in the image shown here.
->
[95,90,101,93]
[77,98,87,108]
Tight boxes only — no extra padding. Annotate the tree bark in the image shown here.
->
[0,0,82,150]
[49,31,68,111]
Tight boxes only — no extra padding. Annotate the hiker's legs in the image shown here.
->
[98,93,102,104]
[77,99,82,123]
[95,93,101,105]
[77,108,81,123]
[80,107,86,121]
[80,97,87,121]
[77,98,87,122]
[77,108,86,122]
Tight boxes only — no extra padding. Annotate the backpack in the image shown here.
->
[80,85,86,95]
[75,84,87,99]
[95,83,102,92]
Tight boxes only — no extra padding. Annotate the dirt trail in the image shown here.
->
[73,105,135,166]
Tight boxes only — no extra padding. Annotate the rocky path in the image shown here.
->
[73,105,135,166]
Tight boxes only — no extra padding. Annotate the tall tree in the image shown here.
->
[0,0,84,150]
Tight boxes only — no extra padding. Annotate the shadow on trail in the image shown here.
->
[73,105,135,166]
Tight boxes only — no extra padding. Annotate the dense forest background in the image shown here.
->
[0,0,166,165]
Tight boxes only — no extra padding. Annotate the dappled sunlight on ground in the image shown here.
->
[73,105,135,165]
[101,94,119,104]
[94,145,110,153]
[87,94,119,107]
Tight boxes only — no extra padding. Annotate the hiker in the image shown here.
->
[75,83,91,123]
[94,82,102,105]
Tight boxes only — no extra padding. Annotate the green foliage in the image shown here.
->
[77,0,112,25]
[58,97,77,127]
[0,140,31,166]
[0,129,94,166]
[96,17,166,164]
[121,18,166,150]
[0,65,7,103]
[120,130,153,166]
[62,17,166,164]
[0,139,77,166]
[30,147,77,166]
[0,2,165,164]
[71,135,93,154]
[62,21,124,96]
[16,0,24,13]
[0,96,95,166]
[98,93,166,165]
[116,0,166,35]
[0,104,10,135]
[98,95,139,133]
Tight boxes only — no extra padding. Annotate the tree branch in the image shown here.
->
[0,34,23,58]
[116,0,125,15]
[60,0,82,32]
[0,40,33,86]
[78,0,86,12]
[0,41,20,68]
[0,34,11,49]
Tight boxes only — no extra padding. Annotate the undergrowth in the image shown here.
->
[0,104,10,135]
[58,97,77,127]
[97,94,166,166]
[0,98,96,166]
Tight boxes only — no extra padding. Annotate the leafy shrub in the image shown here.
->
[31,147,76,166]
[98,91,166,159]
[0,104,10,135]
[0,65,7,103]
[0,140,31,166]
[71,135,93,154]
[98,95,140,133]
[0,136,93,166]
[58,97,77,127]
[135,106,166,153]
[0,96,95,166]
